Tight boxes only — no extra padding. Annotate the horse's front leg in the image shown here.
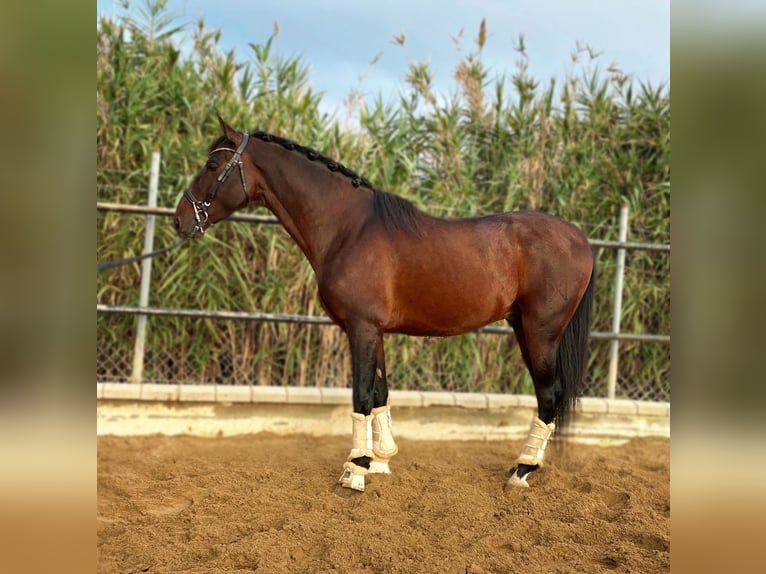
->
[337,323,398,492]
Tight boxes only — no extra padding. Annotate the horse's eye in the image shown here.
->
[206,161,218,171]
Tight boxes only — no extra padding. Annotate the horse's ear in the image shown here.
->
[217,114,243,146]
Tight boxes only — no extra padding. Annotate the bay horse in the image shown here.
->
[174,117,595,492]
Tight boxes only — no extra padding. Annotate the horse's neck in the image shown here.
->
[260,154,368,270]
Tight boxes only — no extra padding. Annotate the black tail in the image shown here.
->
[553,263,596,430]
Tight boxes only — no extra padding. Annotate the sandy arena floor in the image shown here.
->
[97,434,669,573]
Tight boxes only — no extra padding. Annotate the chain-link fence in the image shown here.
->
[97,309,669,401]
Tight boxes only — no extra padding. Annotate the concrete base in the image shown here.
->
[97,389,669,445]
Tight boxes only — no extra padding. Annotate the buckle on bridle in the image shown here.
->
[184,188,210,235]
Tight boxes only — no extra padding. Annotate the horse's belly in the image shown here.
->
[387,283,512,336]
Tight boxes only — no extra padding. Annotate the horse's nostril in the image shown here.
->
[174,217,181,231]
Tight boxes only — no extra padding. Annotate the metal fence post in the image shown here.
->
[130,151,161,383]
[607,203,629,399]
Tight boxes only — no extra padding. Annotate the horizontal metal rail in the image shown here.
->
[96,201,280,224]
[588,239,669,252]
[97,304,671,344]
[97,202,671,252]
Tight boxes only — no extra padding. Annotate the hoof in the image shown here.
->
[368,460,391,474]
[505,472,530,490]
[337,462,367,492]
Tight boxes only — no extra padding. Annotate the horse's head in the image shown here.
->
[174,116,262,238]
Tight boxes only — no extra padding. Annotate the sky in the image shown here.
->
[97,0,670,118]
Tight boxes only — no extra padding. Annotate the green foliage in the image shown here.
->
[97,2,669,400]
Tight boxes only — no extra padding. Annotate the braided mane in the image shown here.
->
[208,130,422,233]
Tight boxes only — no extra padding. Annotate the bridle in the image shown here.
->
[183,132,251,235]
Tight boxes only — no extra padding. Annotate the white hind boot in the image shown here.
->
[507,416,556,488]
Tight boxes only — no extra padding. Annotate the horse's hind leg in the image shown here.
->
[337,322,398,493]
[506,316,561,489]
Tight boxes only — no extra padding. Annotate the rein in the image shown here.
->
[183,132,250,236]
[96,238,187,274]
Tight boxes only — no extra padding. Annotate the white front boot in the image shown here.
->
[369,404,398,474]
[338,412,373,492]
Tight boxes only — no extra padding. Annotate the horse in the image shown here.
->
[174,116,595,492]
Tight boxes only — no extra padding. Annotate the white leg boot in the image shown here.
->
[337,412,373,492]
[507,416,556,488]
[369,404,398,474]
